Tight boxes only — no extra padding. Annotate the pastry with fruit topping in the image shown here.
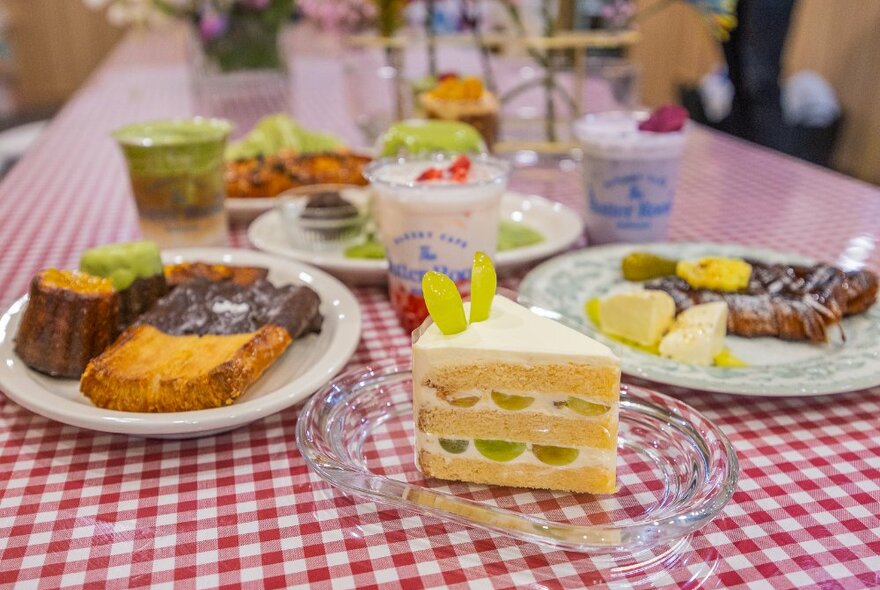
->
[412,253,621,494]
[419,75,499,148]
[15,270,120,378]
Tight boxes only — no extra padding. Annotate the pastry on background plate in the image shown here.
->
[419,75,499,149]
[412,253,621,494]
[164,261,269,288]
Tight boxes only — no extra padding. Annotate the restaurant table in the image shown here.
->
[1,28,879,590]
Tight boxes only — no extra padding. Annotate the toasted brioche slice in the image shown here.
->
[81,324,291,412]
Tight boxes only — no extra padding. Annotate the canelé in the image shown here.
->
[14,270,120,378]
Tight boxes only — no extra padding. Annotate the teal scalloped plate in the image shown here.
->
[520,242,880,397]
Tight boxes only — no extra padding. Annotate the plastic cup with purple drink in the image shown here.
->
[364,154,510,332]
[573,108,689,245]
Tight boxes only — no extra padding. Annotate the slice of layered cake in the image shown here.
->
[412,253,621,494]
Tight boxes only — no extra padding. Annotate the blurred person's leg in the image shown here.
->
[723,0,796,152]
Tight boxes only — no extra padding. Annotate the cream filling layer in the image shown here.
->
[418,388,617,418]
[417,432,616,471]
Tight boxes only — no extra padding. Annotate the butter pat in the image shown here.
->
[598,290,676,347]
[659,302,728,365]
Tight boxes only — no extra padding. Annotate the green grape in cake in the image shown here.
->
[422,271,467,335]
[532,445,579,466]
[470,251,496,323]
[474,439,526,462]
[491,391,534,411]
[439,439,469,454]
[565,397,609,416]
[448,395,480,408]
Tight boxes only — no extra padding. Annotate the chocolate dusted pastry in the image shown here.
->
[137,278,322,339]
[164,262,269,288]
[646,262,878,343]
[15,270,120,378]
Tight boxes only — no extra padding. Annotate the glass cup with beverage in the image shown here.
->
[364,153,510,332]
[113,118,232,248]
[573,110,688,245]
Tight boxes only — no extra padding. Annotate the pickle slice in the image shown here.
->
[490,391,535,411]
[474,439,526,462]
[621,252,679,281]
[565,397,609,416]
[448,396,480,408]
[439,438,469,454]
[532,445,579,466]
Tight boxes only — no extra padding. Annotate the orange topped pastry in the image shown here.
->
[419,75,499,149]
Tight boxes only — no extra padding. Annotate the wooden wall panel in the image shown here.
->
[630,0,880,185]
[5,0,124,111]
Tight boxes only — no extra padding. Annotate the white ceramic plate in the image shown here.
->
[248,191,585,285]
[519,242,880,396]
[227,196,277,224]
[0,248,362,438]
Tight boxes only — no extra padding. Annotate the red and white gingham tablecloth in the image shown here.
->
[0,28,878,589]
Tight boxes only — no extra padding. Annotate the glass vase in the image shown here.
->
[188,24,292,137]
[342,41,412,147]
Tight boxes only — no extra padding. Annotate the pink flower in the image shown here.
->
[200,10,229,40]
[639,105,688,133]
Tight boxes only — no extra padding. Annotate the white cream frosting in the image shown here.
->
[413,296,619,368]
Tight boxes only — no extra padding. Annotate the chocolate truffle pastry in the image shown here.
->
[79,241,167,329]
[164,262,269,288]
[300,191,360,221]
[15,270,120,378]
[137,278,323,339]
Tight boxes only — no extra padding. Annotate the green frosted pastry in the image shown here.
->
[378,119,487,157]
[80,241,163,290]
[79,241,167,328]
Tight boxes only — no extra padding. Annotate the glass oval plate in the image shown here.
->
[296,358,738,554]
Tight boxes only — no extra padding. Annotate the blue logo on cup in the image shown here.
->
[388,231,471,291]
[589,173,672,230]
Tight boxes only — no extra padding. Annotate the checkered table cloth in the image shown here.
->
[0,29,878,589]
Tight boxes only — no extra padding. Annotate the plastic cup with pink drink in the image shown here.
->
[573,108,689,245]
[364,154,510,332]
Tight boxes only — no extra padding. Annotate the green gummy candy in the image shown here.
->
[422,271,467,335]
[79,241,162,290]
